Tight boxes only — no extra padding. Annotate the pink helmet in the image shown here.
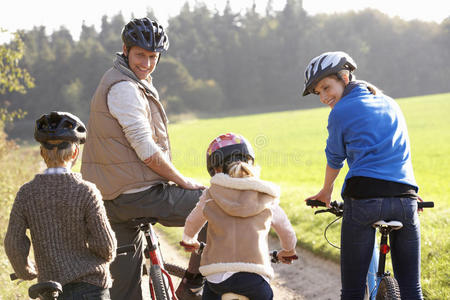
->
[206,133,255,176]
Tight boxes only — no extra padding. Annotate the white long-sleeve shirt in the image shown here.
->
[107,81,160,161]
[107,81,161,193]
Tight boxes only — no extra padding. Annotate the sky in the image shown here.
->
[1,0,448,44]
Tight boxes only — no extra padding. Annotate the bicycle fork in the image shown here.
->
[142,224,178,300]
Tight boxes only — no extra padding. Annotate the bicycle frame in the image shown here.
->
[366,239,379,299]
[366,227,392,299]
[135,218,180,300]
[306,199,433,300]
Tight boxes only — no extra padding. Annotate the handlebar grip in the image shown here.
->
[283,255,299,260]
[305,199,326,207]
[270,250,278,263]
[117,244,136,255]
[418,201,434,208]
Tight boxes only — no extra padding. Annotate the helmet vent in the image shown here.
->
[62,120,74,129]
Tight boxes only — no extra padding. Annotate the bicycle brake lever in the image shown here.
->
[197,242,206,255]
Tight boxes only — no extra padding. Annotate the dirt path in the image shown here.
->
[153,230,341,300]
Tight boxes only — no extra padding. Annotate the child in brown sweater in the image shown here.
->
[4,111,117,299]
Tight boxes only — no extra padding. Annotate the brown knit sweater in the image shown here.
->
[4,173,117,288]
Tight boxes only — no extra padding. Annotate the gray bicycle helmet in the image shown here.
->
[302,51,357,96]
[35,111,86,150]
[121,17,169,52]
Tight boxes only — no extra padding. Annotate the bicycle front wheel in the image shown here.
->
[375,276,401,300]
[150,265,169,300]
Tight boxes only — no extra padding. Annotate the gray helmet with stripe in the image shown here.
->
[302,51,357,96]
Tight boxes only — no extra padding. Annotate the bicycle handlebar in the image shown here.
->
[306,199,434,216]
[305,199,327,207]
[418,201,434,208]
[270,250,299,263]
[117,244,136,255]
[306,200,344,216]
[10,244,136,281]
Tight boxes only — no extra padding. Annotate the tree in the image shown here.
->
[99,14,125,54]
[0,29,34,94]
[0,29,32,157]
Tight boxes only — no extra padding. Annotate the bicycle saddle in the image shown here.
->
[372,220,403,230]
[130,217,158,227]
[222,293,249,300]
[28,281,62,299]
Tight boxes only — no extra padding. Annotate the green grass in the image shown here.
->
[166,92,450,299]
[0,145,41,299]
[1,93,448,299]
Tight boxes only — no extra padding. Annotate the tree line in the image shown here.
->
[1,0,449,139]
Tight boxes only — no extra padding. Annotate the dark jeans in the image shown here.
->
[103,183,204,300]
[202,272,273,300]
[60,282,110,300]
[340,197,423,300]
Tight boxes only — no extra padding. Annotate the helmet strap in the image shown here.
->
[336,71,352,85]
[121,52,130,65]
[42,142,71,150]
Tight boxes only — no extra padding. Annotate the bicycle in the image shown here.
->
[180,239,298,300]
[13,217,188,300]
[10,244,136,300]
[305,199,433,300]
[223,250,299,300]
[130,217,187,300]
[135,218,297,300]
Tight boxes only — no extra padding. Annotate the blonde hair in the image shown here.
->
[40,140,78,168]
[227,161,260,178]
[337,70,381,95]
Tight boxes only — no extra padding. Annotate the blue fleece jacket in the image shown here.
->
[325,83,417,194]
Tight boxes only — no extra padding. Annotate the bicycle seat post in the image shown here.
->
[374,221,402,277]
[377,226,389,277]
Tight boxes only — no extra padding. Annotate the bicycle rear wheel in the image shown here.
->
[150,265,169,300]
[375,276,401,300]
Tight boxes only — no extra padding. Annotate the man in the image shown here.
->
[81,17,206,300]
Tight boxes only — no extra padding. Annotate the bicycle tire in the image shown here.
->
[164,263,186,278]
[150,265,169,300]
[376,276,401,300]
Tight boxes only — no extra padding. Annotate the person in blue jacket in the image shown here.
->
[303,51,423,299]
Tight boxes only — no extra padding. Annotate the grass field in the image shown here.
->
[1,93,448,299]
[0,146,41,299]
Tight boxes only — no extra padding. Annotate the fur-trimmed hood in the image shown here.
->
[208,173,280,218]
